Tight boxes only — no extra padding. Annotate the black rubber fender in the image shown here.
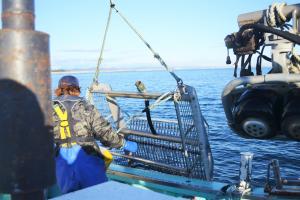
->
[232,89,281,139]
[281,89,300,141]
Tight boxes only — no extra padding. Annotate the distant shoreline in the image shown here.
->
[52,69,95,74]
[51,66,271,74]
[51,66,237,74]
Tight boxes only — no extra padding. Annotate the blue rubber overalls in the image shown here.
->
[53,96,108,194]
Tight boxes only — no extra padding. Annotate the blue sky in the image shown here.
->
[34,0,300,70]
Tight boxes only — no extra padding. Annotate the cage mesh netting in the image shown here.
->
[91,84,212,180]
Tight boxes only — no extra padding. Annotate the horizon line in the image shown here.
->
[51,65,272,74]
[51,66,232,74]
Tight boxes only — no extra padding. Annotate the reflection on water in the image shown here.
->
[52,68,300,186]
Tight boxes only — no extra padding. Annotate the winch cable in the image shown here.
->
[247,54,253,75]
[255,45,272,75]
[240,55,245,77]
[238,23,300,45]
[233,22,300,77]
[234,55,241,77]
[93,1,114,85]
[109,1,183,86]
[242,54,253,76]
[256,47,264,75]
[86,1,114,103]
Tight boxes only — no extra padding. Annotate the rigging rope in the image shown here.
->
[111,5,183,85]
[267,3,287,28]
[92,0,183,86]
[93,2,114,84]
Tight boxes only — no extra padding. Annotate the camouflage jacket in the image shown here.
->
[53,95,124,149]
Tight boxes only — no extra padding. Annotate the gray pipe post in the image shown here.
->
[237,3,300,30]
[0,0,55,199]
[238,152,254,191]
[271,159,283,189]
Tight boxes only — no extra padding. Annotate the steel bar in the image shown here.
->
[238,3,300,27]
[107,168,223,199]
[271,159,283,189]
[269,189,300,196]
[119,128,199,146]
[185,85,213,181]
[282,179,300,186]
[111,152,189,176]
[128,139,201,155]
[94,91,174,100]
[174,100,191,176]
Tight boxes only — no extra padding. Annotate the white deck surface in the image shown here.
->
[50,181,184,200]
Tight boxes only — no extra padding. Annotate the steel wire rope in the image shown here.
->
[93,1,114,84]
[86,1,114,103]
[109,1,183,85]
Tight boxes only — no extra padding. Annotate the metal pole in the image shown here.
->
[0,0,55,199]
[239,152,254,191]
[111,152,189,176]
[271,159,283,189]
[237,4,300,28]
[100,91,172,100]
[119,128,199,145]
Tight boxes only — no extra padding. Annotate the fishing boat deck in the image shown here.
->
[50,181,183,200]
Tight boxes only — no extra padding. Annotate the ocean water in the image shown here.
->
[52,68,300,186]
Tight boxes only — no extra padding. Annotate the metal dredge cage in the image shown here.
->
[91,84,213,180]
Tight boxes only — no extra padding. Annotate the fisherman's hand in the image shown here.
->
[123,140,138,153]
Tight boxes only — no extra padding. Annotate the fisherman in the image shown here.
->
[53,75,137,194]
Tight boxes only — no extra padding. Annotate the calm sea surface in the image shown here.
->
[52,68,300,186]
